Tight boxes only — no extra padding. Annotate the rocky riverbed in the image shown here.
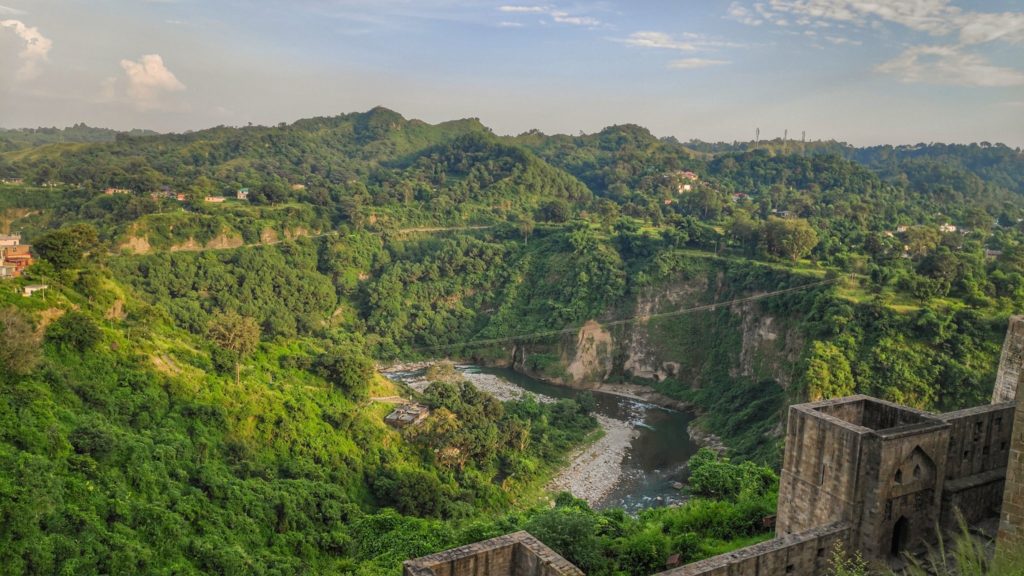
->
[381,361,639,505]
[381,361,556,403]
[380,361,712,511]
[547,414,640,506]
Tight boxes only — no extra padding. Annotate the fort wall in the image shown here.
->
[659,523,850,576]
[777,399,868,535]
[410,319,1024,576]
[403,532,583,576]
[998,352,1024,547]
[992,316,1024,403]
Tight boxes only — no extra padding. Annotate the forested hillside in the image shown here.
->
[1,108,1023,574]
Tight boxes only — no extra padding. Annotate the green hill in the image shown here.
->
[2,108,1024,574]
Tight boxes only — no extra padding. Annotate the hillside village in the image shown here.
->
[0,234,33,279]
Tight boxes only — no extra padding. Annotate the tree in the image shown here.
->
[762,216,819,260]
[46,310,101,352]
[802,342,855,401]
[314,346,375,400]
[524,505,604,573]
[866,336,940,408]
[686,447,777,501]
[904,226,941,258]
[728,211,761,255]
[33,223,99,272]
[539,199,570,223]
[517,217,535,245]
[207,311,260,385]
[0,307,41,376]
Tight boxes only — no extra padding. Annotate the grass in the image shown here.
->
[897,527,1024,576]
[699,532,774,558]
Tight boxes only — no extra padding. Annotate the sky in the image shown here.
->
[0,0,1022,146]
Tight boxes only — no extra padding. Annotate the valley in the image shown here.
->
[0,109,1021,574]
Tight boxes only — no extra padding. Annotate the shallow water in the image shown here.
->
[385,363,700,513]
[473,366,699,512]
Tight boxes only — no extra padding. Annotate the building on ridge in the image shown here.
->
[0,235,34,279]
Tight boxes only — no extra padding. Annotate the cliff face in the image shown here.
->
[514,271,806,393]
[503,268,810,463]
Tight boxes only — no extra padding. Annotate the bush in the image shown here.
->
[46,311,102,352]
[0,307,41,376]
[687,448,777,501]
[525,506,606,573]
[314,347,375,400]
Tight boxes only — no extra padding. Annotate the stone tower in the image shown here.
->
[991,316,1024,403]
[776,396,952,560]
[996,316,1024,548]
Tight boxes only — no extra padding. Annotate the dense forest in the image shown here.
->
[1,108,1023,574]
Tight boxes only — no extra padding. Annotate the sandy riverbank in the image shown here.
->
[547,414,640,506]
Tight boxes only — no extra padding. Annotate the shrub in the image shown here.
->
[0,307,41,376]
[314,346,374,400]
[46,311,102,352]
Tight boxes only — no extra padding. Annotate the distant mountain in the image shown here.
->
[0,124,159,151]
[683,138,1024,195]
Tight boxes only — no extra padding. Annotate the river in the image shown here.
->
[383,363,701,513]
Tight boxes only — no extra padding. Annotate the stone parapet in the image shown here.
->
[655,523,850,576]
[403,531,584,576]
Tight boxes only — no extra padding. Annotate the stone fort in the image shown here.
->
[405,317,1024,576]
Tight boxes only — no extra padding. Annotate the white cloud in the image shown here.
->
[957,12,1024,45]
[669,58,731,69]
[727,2,763,26]
[733,0,1024,46]
[496,4,600,27]
[550,11,599,26]
[748,0,958,34]
[825,35,861,45]
[0,19,51,80]
[498,5,547,13]
[621,31,698,51]
[876,44,1024,87]
[728,0,1024,87]
[119,54,186,109]
[619,31,745,52]
[497,21,524,28]
[0,5,24,15]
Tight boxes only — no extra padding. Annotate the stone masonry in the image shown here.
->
[992,316,1024,404]
[403,532,584,576]
[408,318,1024,576]
[775,396,1012,562]
[997,317,1024,549]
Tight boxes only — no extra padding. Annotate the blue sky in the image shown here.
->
[1,0,1022,145]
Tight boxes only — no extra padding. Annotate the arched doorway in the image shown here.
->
[891,517,910,557]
